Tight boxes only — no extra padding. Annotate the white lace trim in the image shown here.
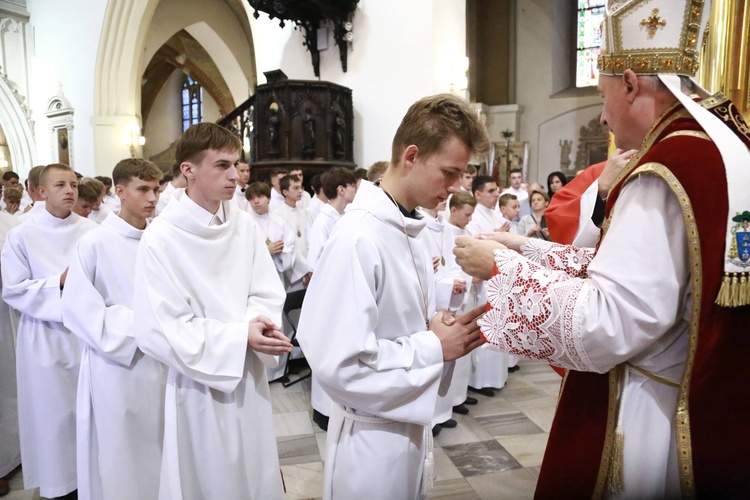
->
[478,249,596,372]
[521,239,595,278]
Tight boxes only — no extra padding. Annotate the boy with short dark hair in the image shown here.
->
[132,123,290,499]
[2,163,97,498]
[63,158,166,500]
[267,167,288,212]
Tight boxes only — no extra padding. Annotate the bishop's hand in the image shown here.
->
[481,231,528,252]
[454,236,506,281]
[247,315,293,355]
[431,304,486,361]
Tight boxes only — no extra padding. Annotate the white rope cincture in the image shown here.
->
[334,404,435,496]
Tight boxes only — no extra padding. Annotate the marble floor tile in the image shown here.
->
[495,433,550,468]
[465,467,538,499]
[434,413,495,447]
[428,478,480,499]
[496,386,549,404]
[511,394,560,411]
[521,405,557,433]
[314,429,328,463]
[277,434,321,466]
[527,465,542,478]
[273,410,314,438]
[433,445,464,481]
[4,469,39,500]
[474,411,545,438]
[466,394,517,418]
[280,461,324,500]
[442,440,521,477]
[271,390,313,414]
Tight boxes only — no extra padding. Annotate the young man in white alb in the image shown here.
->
[305,166,357,431]
[132,123,291,499]
[298,94,488,499]
[271,174,313,291]
[499,167,529,219]
[267,167,288,213]
[465,175,511,396]
[2,163,97,498]
[63,158,167,500]
[233,161,250,211]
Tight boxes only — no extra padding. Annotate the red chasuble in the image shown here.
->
[532,98,750,499]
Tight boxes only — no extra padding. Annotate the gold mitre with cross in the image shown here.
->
[598,0,711,76]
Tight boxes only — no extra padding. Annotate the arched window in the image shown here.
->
[575,1,606,88]
[181,75,203,131]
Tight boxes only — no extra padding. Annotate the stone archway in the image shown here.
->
[92,0,257,175]
[0,74,36,178]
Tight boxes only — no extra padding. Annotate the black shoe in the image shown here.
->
[452,404,469,415]
[464,396,478,405]
[312,409,329,431]
[440,418,457,428]
[468,386,496,397]
[432,424,442,437]
[508,365,520,373]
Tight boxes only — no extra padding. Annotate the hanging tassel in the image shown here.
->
[740,273,749,306]
[715,273,733,307]
[730,273,741,307]
[421,426,435,497]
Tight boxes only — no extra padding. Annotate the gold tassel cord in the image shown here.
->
[715,272,750,307]
[608,428,625,494]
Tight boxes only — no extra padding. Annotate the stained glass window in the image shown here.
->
[576,0,606,88]
[181,76,203,132]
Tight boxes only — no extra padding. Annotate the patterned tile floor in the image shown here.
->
[4,358,561,499]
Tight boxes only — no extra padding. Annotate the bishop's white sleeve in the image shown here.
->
[1,230,64,322]
[519,239,595,278]
[133,240,249,394]
[297,232,444,426]
[62,238,137,366]
[478,175,690,373]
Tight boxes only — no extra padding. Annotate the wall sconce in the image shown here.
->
[0,152,9,170]
[122,124,146,158]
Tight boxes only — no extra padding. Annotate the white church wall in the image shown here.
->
[250,0,465,169]
[143,69,182,160]
[27,0,107,175]
[515,0,602,185]
[537,103,603,182]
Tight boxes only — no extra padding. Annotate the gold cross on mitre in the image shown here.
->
[641,8,667,37]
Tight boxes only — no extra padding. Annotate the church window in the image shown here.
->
[575,0,605,88]
[181,76,203,131]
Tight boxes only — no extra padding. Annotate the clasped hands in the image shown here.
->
[247,315,293,355]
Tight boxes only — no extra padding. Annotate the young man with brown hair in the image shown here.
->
[73,178,102,219]
[132,123,291,499]
[62,158,166,500]
[2,163,97,498]
[267,166,288,213]
[298,94,489,499]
